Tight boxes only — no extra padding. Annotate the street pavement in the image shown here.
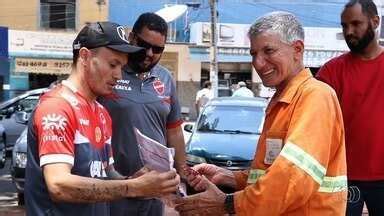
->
[0,158,24,216]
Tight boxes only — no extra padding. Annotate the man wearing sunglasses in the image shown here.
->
[99,13,186,215]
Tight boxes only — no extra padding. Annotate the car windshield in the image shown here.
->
[196,105,265,134]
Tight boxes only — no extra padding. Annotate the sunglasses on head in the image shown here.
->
[134,33,165,54]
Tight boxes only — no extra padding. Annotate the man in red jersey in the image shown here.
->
[317,0,384,215]
[24,21,180,216]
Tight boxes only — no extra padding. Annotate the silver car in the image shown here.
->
[0,88,47,151]
[185,97,267,170]
[11,127,27,205]
[0,124,6,168]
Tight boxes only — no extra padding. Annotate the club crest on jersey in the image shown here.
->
[42,114,67,131]
[153,79,165,95]
[95,127,102,143]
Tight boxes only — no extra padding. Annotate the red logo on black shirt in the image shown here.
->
[153,80,165,95]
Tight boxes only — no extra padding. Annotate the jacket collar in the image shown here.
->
[266,68,312,115]
[273,68,313,104]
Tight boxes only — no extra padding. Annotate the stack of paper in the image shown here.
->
[134,128,186,202]
[134,128,175,172]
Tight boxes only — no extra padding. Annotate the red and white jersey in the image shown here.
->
[34,80,113,176]
[25,81,114,216]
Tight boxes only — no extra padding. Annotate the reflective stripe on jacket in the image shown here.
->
[233,69,347,216]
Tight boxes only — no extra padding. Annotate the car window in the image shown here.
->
[197,105,265,134]
[18,96,39,112]
[2,95,39,114]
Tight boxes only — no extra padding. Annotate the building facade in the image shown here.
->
[0,0,108,99]
[1,0,383,118]
[109,0,359,118]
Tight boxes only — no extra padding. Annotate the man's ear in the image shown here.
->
[372,15,380,30]
[79,47,90,65]
[128,32,134,43]
[292,40,304,60]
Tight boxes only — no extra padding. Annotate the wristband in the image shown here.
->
[224,193,235,214]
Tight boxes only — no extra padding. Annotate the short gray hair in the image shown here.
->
[248,11,304,44]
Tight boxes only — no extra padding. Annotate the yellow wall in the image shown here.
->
[0,0,108,31]
[0,0,39,30]
[77,0,108,30]
[163,44,201,82]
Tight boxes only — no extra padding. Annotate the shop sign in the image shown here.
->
[304,27,348,51]
[14,58,72,74]
[304,50,345,67]
[190,22,349,53]
[9,30,75,57]
[195,47,250,55]
[218,47,249,55]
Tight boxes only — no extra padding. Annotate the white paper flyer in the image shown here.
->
[134,127,175,172]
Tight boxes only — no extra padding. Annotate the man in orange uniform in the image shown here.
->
[176,11,347,216]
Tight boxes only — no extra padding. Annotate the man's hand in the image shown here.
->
[128,168,180,198]
[183,165,208,191]
[129,166,150,179]
[175,179,227,216]
[188,163,237,189]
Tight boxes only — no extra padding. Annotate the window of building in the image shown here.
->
[40,0,75,29]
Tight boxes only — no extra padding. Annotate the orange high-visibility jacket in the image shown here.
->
[233,69,347,216]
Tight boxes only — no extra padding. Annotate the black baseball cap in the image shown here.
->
[73,21,145,55]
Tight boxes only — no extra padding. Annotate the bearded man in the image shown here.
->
[317,0,384,215]
[99,13,186,216]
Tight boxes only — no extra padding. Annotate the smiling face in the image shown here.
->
[250,31,303,90]
[84,47,127,97]
[341,3,378,54]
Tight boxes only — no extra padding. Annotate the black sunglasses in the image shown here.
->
[134,33,165,54]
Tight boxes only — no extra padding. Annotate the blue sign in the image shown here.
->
[0,26,8,58]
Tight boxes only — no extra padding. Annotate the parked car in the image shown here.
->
[10,111,30,205]
[11,126,27,205]
[184,97,267,170]
[0,88,47,151]
[0,124,6,169]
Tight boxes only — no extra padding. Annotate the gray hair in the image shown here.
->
[248,11,304,44]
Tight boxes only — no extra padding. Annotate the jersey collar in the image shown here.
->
[62,80,78,93]
[123,65,159,80]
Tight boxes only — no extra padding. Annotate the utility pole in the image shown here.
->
[209,0,218,97]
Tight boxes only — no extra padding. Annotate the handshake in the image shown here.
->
[172,164,237,216]
[134,128,235,215]
[132,163,236,216]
